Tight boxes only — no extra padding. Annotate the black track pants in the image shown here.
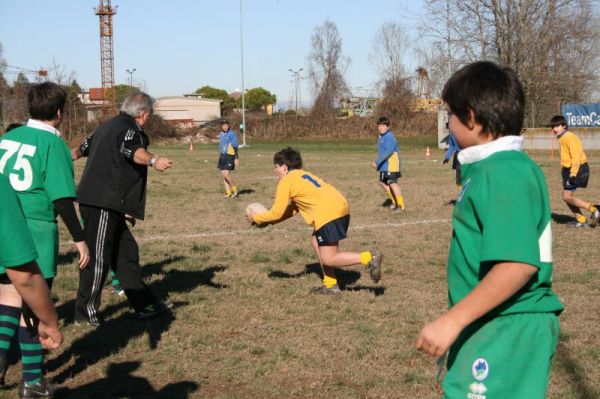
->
[75,205,158,323]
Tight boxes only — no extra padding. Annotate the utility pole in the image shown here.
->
[126,68,136,87]
[288,68,303,113]
[239,0,247,147]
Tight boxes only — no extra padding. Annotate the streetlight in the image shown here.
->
[126,68,136,87]
[239,0,247,147]
[288,68,303,113]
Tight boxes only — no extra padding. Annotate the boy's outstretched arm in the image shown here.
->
[416,262,536,357]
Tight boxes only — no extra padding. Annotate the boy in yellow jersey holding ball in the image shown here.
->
[246,147,382,294]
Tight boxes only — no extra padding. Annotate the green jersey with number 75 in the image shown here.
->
[0,124,76,222]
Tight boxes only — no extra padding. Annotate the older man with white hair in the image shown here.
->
[72,92,173,325]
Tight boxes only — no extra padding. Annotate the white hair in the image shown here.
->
[120,91,154,118]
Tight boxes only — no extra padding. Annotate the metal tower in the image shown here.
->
[95,0,117,111]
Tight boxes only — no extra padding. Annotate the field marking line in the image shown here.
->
[59,218,451,247]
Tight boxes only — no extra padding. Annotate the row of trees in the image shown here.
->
[194,86,276,115]
[304,1,599,127]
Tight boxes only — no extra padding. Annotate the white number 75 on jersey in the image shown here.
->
[0,140,37,191]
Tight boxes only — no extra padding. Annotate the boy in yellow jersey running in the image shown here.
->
[246,147,383,295]
[550,114,599,227]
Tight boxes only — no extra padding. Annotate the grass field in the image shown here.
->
[4,137,599,398]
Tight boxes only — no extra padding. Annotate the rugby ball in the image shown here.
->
[246,202,268,228]
[245,202,268,215]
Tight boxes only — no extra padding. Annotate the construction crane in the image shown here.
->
[94,0,117,113]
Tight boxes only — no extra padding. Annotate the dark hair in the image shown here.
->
[550,115,567,128]
[442,61,524,138]
[377,116,390,126]
[27,82,67,121]
[221,119,230,125]
[273,147,303,169]
[5,123,23,133]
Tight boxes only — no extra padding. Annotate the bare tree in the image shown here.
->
[421,0,600,126]
[370,22,409,84]
[307,19,351,117]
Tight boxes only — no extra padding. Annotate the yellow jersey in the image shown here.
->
[558,131,587,175]
[253,169,349,230]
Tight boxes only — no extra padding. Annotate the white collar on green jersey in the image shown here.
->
[458,135,523,165]
[26,119,62,138]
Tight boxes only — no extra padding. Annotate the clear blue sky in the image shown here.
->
[0,0,427,109]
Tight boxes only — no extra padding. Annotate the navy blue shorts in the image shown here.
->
[379,171,401,185]
[562,163,589,191]
[218,154,236,171]
[313,215,350,246]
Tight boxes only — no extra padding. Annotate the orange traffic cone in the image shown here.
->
[189,141,194,152]
[425,146,431,158]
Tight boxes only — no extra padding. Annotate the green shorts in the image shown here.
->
[443,313,559,399]
[26,219,58,279]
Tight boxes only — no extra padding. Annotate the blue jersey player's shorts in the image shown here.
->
[218,154,236,171]
[379,171,401,185]
[313,215,350,246]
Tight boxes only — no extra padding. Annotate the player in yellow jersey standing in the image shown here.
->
[246,147,383,295]
[550,115,599,227]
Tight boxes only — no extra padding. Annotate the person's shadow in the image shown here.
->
[48,257,228,384]
[54,361,199,399]
[551,212,576,225]
[268,262,385,296]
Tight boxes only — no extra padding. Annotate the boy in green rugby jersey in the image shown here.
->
[416,61,563,399]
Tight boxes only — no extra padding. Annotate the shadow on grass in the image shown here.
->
[50,256,228,384]
[445,199,457,206]
[551,212,575,224]
[269,262,383,294]
[236,188,255,196]
[555,342,599,399]
[54,361,199,399]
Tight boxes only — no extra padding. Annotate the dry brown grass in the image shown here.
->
[3,138,598,398]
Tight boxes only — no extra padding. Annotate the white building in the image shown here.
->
[154,95,222,128]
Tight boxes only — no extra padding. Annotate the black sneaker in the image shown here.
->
[381,198,393,207]
[136,301,173,320]
[310,285,341,295]
[18,378,54,399]
[73,316,101,327]
[367,250,383,283]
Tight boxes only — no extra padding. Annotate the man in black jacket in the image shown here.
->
[72,92,173,325]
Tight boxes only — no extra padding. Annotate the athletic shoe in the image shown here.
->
[381,199,392,207]
[230,190,239,198]
[18,378,53,399]
[311,285,341,295]
[112,284,125,297]
[0,356,6,386]
[589,209,600,227]
[567,221,589,228]
[224,193,231,198]
[136,301,173,320]
[389,204,400,211]
[367,250,383,283]
[73,316,101,327]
